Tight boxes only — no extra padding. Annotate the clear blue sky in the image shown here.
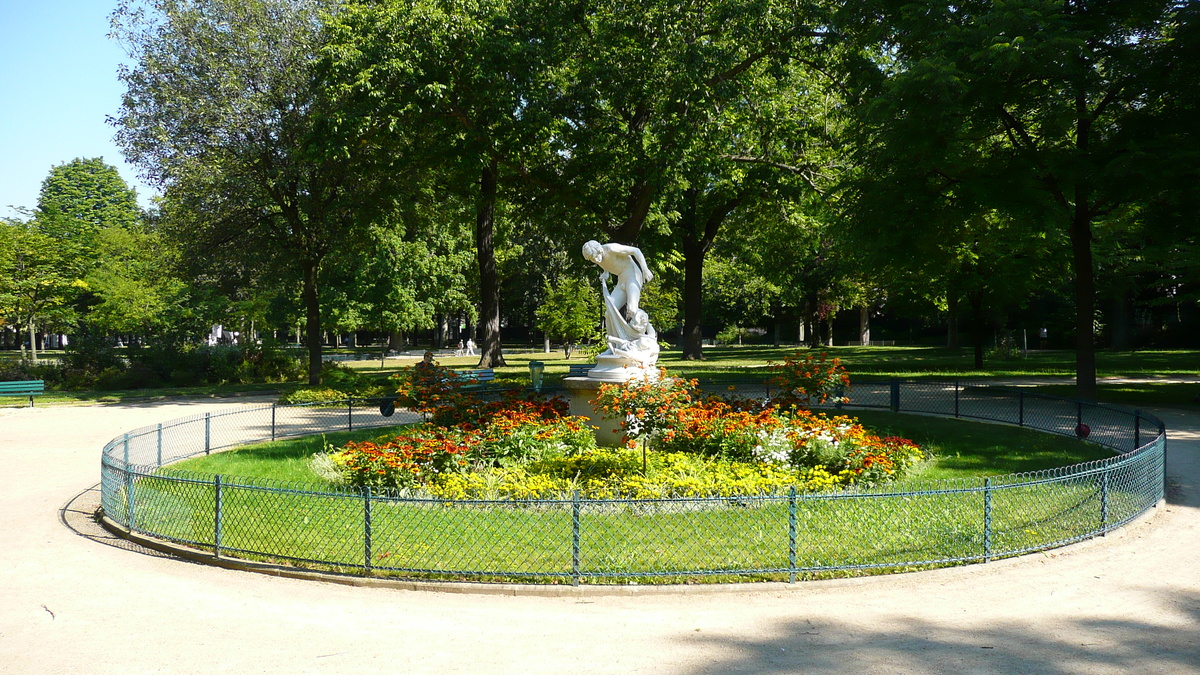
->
[0,1,155,218]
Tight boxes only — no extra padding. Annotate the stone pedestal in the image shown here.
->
[586,354,659,383]
[563,377,625,447]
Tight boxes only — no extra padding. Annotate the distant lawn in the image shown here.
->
[348,345,1200,384]
[1027,382,1200,410]
[8,344,1197,408]
[0,381,291,408]
[170,410,1113,485]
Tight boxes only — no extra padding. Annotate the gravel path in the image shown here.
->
[1,398,1197,674]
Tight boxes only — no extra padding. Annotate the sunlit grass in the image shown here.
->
[126,466,1142,583]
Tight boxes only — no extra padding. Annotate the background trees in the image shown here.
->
[5,0,1194,396]
[112,0,407,384]
[840,0,1194,397]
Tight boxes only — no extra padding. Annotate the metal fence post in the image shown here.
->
[788,487,798,583]
[124,433,135,530]
[954,380,960,418]
[1076,401,1083,433]
[271,404,277,442]
[214,475,223,558]
[1018,393,1025,427]
[156,423,163,467]
[572,491,581,587]
[1161,419,1168,503]
[983,478,993,562]
[363,487,373,574]
[1133,410,1141,450]
[205,413,211,455]
[348,397,354,432]
[890,378,900,413]
[1100,470,1110,535]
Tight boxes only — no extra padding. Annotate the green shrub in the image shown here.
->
[279,388,347,405]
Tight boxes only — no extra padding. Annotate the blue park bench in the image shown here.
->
[0,380,45,407]
[567,364,594,378]
[452,368,496,390]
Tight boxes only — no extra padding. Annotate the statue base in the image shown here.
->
[584,354,659,383]
[563,377,625,447]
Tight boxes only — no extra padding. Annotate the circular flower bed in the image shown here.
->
[312,353,923,500]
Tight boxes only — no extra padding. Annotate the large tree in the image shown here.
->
[112,0,404,384]
[841,0,1190,398]
[0,218,82,360]
[541,0,836,358]
[326,0,578,368]
[36,157,141,251]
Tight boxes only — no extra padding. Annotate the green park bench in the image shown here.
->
[0,380,45,407]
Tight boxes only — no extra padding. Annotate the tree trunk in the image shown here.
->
[681,236,706,360]
[388,330,403,352]
[969,291,985,370]
[859,306,870,346]
[825,315,834,347]
[1071,212,1097,400]
[476,161,507,368]
[773,322,781,348]
[434,314,447,349]
[27,319,37,361]
[544,334,551,353]
[947,292,960,349]
[301,259,322,385]
[798,319,805,345]
[1109,291,1133,350]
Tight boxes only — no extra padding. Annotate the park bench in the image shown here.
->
[567,364,595,378]
[452,368,496,390]
[0,380,45,407]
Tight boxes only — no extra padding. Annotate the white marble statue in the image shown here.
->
[581,240,659,381]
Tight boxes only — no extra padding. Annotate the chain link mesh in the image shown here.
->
[100,385,1166,583]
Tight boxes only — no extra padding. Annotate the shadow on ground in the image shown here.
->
[59,484,185,561]
[684,600,1200,673]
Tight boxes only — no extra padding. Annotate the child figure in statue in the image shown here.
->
[582,240,654,321]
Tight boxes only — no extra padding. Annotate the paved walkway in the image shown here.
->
[0,398,1197,674]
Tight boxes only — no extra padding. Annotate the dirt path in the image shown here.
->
[1,399,1197,674]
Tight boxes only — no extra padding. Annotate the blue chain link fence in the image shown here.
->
[100,380,1166,584]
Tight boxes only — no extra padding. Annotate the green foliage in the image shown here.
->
[278,388,349,406]
[0,217,83,358]
[535,276,601,357]
[82,225,194,337]
[705,258,781,333]
[767,351,851,406]
[595,371,697,443]
[715,325,752,346]
[840,0,1192,389]
[113,0,407,385]
[56,339,304,390]
[36,157,140,249]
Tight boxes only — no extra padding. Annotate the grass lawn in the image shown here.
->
[347,345,1200,387]
[11,344,1197,408]
[1026,382,1200,410]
